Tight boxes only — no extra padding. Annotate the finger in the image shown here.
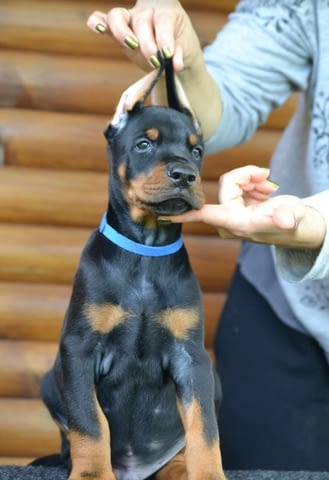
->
[87,11,111,34]
[161,208,204,224]
[153,8,176,56]
[172,44,185,71]
[129,7,160,67]
[106,8,139,48]
[168,204,230,227]
[218,165,272,204]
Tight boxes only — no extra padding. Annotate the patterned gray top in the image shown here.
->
[204,0,329,359]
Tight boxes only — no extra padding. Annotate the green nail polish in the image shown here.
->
[268,179,280,189]
[158,216,172,224]
[150,55,161,68]
[124,36,139,50]
[161,46,173,59]
[95,23,106,34]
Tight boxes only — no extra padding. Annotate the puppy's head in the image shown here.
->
[105,68,205,222]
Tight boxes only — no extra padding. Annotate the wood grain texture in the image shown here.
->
[0,281,225,348]
[0,398,59,457]
[0,282,69,342]
[0,223,240,290]
[0,49,298,124]
[0,0,229,58]
[0,340,57,397]
[0,166,219,232]
[0,109,283,177]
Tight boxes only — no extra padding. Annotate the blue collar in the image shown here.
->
[99,214,184,257]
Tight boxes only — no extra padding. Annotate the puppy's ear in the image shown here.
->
[110,69,161,131]
[152,57,202,133]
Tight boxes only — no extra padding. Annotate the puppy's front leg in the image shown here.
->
[60,333,115,480]
[172,347,226,480]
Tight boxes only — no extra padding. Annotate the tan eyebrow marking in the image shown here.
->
[146,128,160,141]
[117,163,126,182]
[189,134,198,147]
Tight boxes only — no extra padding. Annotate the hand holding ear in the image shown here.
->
[86,0,202,72]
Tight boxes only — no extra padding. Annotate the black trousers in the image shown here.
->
[215,267,329,471]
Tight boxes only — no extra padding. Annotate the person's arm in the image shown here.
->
[163,165,326,251]
[161,165,328,281]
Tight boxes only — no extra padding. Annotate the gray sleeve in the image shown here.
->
[203,0,315,154]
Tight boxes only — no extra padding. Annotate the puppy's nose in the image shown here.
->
[167,165,196,188]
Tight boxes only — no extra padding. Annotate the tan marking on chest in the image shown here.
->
[157,307,199,340]
[85,303,130,333]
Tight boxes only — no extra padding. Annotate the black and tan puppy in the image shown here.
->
[41,58,226,480]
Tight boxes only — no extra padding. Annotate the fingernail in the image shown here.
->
[124,36,139,50]
[161,46,173,59]
[150,54,161,68]
[268,179,280,190]
[259,166,270,173]
[95,23,106,34]
[158,216,172,224]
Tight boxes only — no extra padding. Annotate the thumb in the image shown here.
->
[272,203,304,230]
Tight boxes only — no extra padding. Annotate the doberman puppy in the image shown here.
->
[41,57,226,480]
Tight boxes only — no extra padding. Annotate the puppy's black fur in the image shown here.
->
[41,58,225,480]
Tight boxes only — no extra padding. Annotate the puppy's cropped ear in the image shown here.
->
[172,75,202,133]
[109,69,160,132]
[151,58,201,133]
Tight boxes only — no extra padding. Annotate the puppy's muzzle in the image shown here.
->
[167,163,197,189]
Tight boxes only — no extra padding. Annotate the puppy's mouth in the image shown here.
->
[152,197,193,216]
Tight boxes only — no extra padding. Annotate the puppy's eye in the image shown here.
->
[135,140,152,152]
[192,146,203,161]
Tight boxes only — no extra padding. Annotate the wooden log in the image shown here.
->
[0,398,59,457]
[0,1,229,58]
[187,236,239,292]
[0,167,108,228]
[0,457,34,466]
[204,127,280,179]
[2,158,287,234]
[0,50,141,114]
[0,109,109,171]
[203,292,225,349]
[0,224,240,290]
[0,109,282,178]
[0,340,57,398]
[0,49,298,126]
[0,166,217,234]
[0,224,85,285]
[0,282,224,345]
[0,282,69,342]
[182,0,239,11]
[0,287,223,396]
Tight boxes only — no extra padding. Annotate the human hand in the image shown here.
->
[86,0,202,72]
[162,165,326,250]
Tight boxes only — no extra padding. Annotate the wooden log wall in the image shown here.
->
[0,0,295,465]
